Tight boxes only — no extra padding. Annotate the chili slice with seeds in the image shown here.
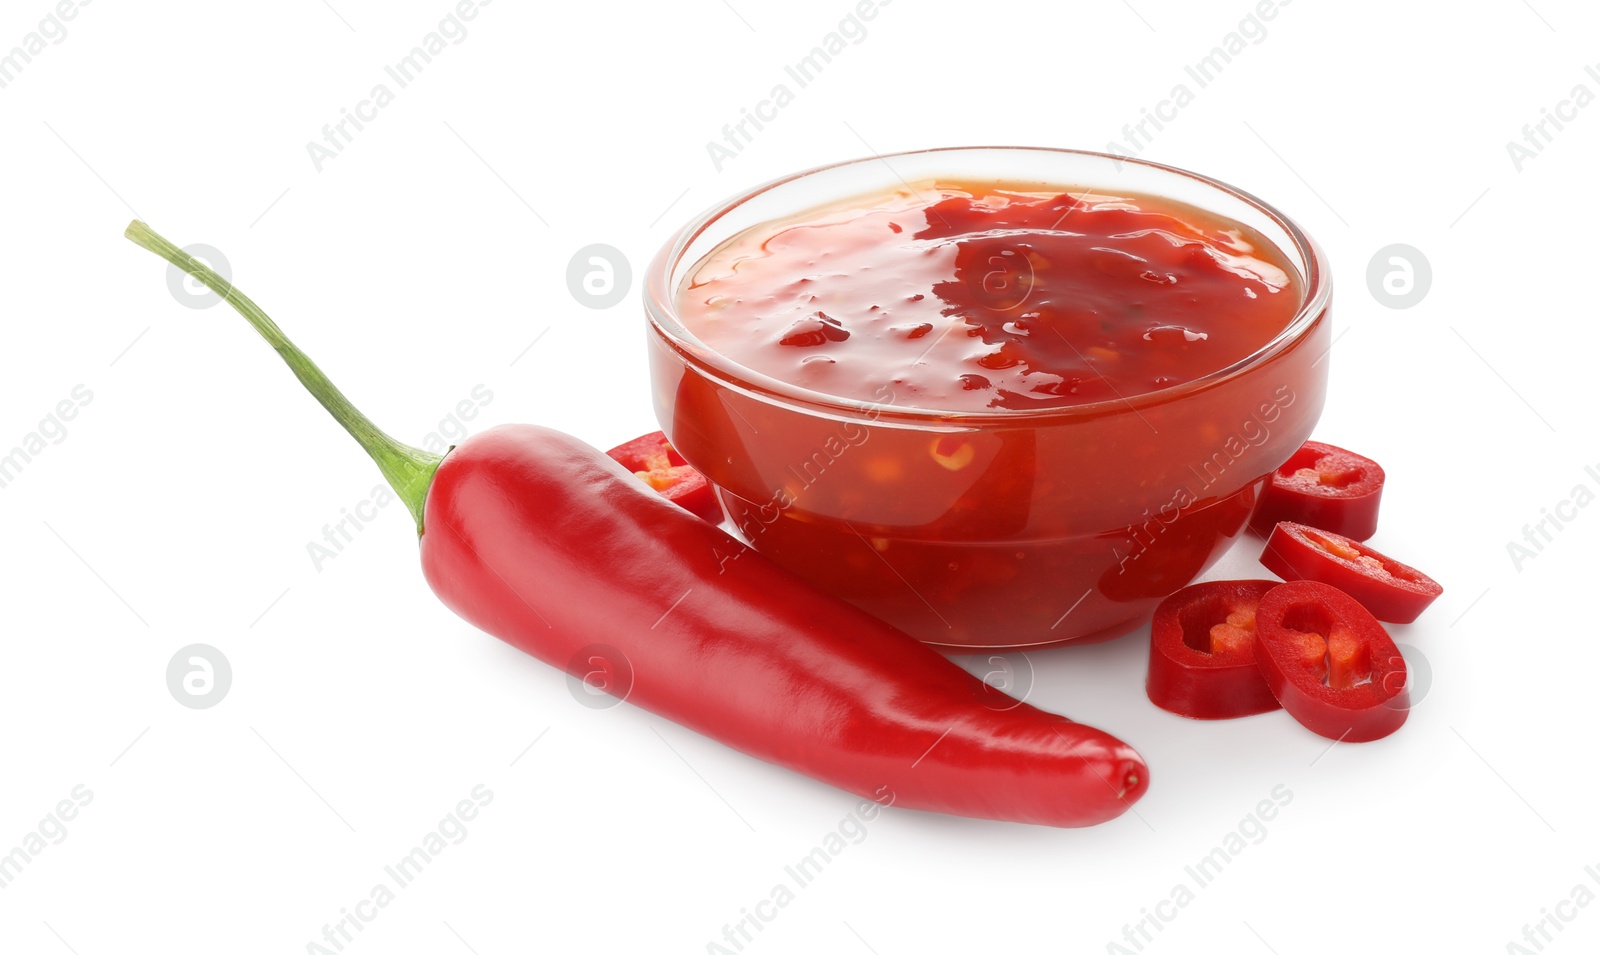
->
[1260,522,1443,624]
[1250,440,1386,540]
[606,431,723,524]
[1146,580,1281,720]
[1254,580,1410,742]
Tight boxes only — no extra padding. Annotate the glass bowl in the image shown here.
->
[645,146,1330,650]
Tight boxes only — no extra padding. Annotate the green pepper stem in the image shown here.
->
[123,220,441,534]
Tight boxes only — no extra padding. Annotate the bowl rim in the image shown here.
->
[644,145,1332,424]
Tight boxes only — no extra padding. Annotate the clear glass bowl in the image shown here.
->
[645,146,1331,650]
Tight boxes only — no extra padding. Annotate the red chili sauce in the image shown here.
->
[678,183,1299,413]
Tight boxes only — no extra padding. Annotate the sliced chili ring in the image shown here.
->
[605,431,723,524]
[1254,580,1409,742]
[1260,521,1442,624]
[1146,580,1281,720]
[1250,440,1386,540]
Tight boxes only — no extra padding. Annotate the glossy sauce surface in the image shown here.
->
[678,182,1301,412]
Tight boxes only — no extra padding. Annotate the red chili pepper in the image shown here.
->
[605,431,722,523]
[1250,440,1385,540]
[126,222,1149,829]
[1146,580,1281,720]
[1260,521,1443,624]
[1253,580,1409,742]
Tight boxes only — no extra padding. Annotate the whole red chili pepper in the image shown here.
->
[125,221,1148,828]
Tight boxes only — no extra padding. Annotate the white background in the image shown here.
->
[1,0,1595,952]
